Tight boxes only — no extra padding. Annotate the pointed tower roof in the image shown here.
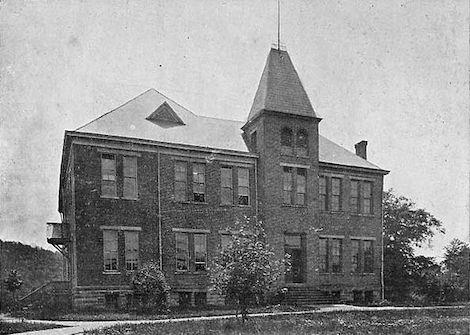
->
[247,48,318,122]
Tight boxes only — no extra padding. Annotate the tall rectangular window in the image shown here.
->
[350,180,359,213]
[250,131,257,152]
[319,238,328,273]
[238,168,250,206]
[175,233,189,271]
[363,240,374,273]
[101,154,116,197]
[192,163,205,202]
[125,231,139,271]
[362,181,372,214]
[194,234,207,271]
[319,176,327,211]
[351,239,360,273]
[123,156,137,199]
[331,177,342,211]
[103,230,118,272]
[331,239,342,273]
[296,168,306,205]
[283,166,293,204]
[221,167,233,205]
[175,161,187,202]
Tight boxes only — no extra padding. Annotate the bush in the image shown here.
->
[132,262,170,313]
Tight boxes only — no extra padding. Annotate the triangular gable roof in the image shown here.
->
[248,48,318,122]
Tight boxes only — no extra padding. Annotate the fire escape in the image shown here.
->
[47,221,70,259]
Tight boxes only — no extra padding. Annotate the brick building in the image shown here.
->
[48,47,388,309]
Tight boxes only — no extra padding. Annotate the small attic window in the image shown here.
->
[146,102,185,126]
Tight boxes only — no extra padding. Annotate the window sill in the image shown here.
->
[175,271,207,275]
[320,210,344,214]
[100,195,120,200]
[103,271,121,275]
[319,272,345,276]
[351,272,375,276]
[122,197,139,201]
[282,204,307,208]
[178,201,208,205]
[220,204,252,208]
[350,213,375,217]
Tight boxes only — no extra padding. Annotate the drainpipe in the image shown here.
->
[380,194,385,301]
[157,152,163,271]
[254,159,259,220]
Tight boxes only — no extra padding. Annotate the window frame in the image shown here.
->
[123,156,138,199]
[175,232,190,272]
[296,168,306,205]
[362,181,373,214]
[220,166,233,205]
[237,167,250,206]
[280,127,294,155]
[124,231,139,271]
[319,236,344,274]
[174,161,188,202]
[194,233,207,272]
[330,177,342,211]
[103,230,119,272]
[295,129,308,157]
[363,240,374,273]
[330,238,342,273]
[319,175,328,211]
[192,163,206,202]
[350,180,360,213]
[282,166,293,205]
[101,153,117,198]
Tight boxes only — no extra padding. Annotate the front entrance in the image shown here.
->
[285,234,304,283]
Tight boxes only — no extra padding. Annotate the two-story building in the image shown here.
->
[49,47,388,309]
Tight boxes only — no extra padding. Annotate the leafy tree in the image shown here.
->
[441,239,470,302]
[383,189,444,302]
[4,270,23,302]
[132,261,170,313]
[209,217,286,320]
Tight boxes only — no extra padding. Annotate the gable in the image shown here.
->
[146,101,185,126]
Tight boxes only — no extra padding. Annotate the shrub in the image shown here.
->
[132,262,170,313]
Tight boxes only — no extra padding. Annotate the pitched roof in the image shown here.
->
[75,88,385,171]
[248,48,318,121]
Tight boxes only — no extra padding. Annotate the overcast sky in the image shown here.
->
[0,0,468,259]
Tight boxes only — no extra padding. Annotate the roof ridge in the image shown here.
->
[152,88,198,118]
[75,89,155,131]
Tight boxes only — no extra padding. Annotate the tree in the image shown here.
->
[441,238,470,302]
[209,217,286,320]
[4,270,23,302]
[132,261,170,313]
[383,189,444,302]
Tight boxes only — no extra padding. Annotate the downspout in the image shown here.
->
[254,159,259,220]
[380,194,385,301]
[157,152,163,271]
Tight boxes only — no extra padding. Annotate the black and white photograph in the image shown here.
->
[0,1,468,334]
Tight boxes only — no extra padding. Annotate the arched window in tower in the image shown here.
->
[280,127,293,155]
[296,129,308,157]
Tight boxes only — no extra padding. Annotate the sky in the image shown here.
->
[0,0,468,260]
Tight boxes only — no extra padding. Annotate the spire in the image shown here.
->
[247,48,317,122]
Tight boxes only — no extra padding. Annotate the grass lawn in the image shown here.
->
[0,321,66,335]
[85,306,470,335]
[53,304,309,321]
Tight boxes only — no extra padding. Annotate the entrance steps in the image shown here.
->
[283,286,340,305]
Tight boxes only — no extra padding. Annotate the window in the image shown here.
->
[362,181,372,214]
[194,234,207,271]
[281,127,293,155]
[351,238,374,274]
[319,238,328,273]
[296,129,308,156]
[195,292,207,306]
[296,168,306,205]
[221,167,233,205]
[125,231,139,271]
[350,180,373,214]
[123,156,137,198]
[363,240,374,273]
[103,230,118,272]
[192,163,205,202]
[319,237,343,273]
[351,239,360,273]
[238,168,250,205]
[175,161,187,201]
[350,180,359,213]
[319,176,327,211]
[331,239,342,273]
[250,131,257,152]
[331,178,342,211]
[175,233,189,271]
[283,166,293,204]
[101,154,117,197]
